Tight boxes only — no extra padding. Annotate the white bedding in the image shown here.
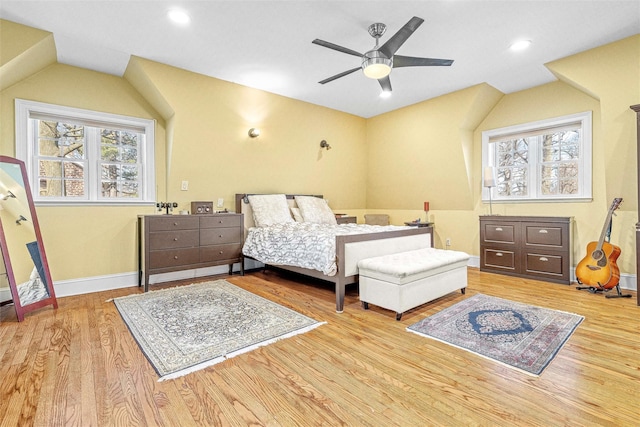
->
[242,222,408,276]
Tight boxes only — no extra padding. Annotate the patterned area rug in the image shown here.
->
[114,280,324,381]
[407,294,583,376]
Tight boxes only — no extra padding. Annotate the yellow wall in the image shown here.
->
[124,56,367,212]
[1,19,638,291]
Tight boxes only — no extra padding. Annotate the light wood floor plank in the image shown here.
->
[1,267,638,426]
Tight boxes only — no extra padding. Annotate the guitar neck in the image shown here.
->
[595,200,621,251]
[595,212,613,251]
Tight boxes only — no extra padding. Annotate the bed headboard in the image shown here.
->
[235,193,323,232]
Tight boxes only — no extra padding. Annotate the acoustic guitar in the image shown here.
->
[575,198,622,289]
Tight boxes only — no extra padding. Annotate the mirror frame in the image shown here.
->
[0,155,57,321]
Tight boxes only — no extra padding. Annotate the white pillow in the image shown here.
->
[294,196,337,225]
[248,194,294,227]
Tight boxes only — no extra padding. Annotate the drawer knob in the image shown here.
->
[539,229,548,234]
[219,251,224,254]
[539,257,549,262]
[173,237,178,241]
[219,220,223,224]
[173,222,178,226]
[496,252,503,257]
[174,255,178,260]
[219,234,223,238]
[495,227,503,231]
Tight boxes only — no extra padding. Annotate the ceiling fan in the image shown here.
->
[312,16,453,93]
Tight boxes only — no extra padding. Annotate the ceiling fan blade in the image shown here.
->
[393,55,454,67]
[319,67,361,84]
[378,16,424,58]
[378,76,392,92]
[312,39,363,57]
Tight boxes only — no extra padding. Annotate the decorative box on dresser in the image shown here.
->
[138,213,244,291]
[480,215,573,284]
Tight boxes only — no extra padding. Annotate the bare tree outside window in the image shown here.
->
[482,111,592,202]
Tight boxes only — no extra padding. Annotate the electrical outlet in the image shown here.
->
[446,238,451,246]
[181,180,188,191]
[217,198,224,208]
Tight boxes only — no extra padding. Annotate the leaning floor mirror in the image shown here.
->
[0,155,57,321]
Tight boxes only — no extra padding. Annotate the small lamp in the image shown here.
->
[423,201,429,222]
[483,166,496,215]
[248,128,261,138]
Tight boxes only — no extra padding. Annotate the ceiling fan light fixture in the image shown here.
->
[362,50,392,79]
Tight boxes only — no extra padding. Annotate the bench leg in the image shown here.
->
[396,312,403,321]
[461,288,466,294]
[362,301,369,310]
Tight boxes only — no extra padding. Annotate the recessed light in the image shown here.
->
[167,8,190,25]
[379,90,392,99]
[510,39,532,51]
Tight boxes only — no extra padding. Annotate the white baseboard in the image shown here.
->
[0,257,635,301]
[466,255,637,291]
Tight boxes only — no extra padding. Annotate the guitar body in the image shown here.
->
[575,240,621,289]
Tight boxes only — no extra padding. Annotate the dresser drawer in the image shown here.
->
[149,248,200,269]
[200,227,241,246]
[139,213,244,291]
[149,230,199,250]
[148,216,199,231]
[200,243,242,263]
[483,223,517,244]
[524,252,564,277]
[200,215,242,229]
[483,248,516,270]
[524,223,566,248]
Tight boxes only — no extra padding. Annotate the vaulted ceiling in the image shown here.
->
[1,1,638,118]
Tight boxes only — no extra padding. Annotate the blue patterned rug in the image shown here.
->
[114,280,324,381]
[407,294,583,376]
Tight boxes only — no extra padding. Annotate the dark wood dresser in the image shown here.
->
[480,215,573,284]
[138,213,244,291]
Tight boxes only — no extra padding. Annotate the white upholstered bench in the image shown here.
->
[358,248,469,320]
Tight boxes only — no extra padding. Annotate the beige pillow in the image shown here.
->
[290,207,304,222]
[294,196,337,225]
[248,194,294,227]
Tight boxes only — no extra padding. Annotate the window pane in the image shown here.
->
[100,163,140,199]
[38,121,85,159]
[39,178,62,197]
[64,179,85,197]
[101,180,139,198]
[39,160,63,178]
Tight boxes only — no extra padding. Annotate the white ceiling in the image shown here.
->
[1,1,639,118]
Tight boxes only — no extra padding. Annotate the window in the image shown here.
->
[481,111,592,202]
[15,99,155,205]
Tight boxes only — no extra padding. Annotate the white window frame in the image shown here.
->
[481,111,592,203]
[15,99,156,206]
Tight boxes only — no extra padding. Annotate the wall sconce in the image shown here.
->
[423,201,429,222]
[320,140,332,150]
[483,166,496,215]
[248,128,261,138]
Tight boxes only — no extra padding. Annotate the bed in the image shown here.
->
[235,194,433,313]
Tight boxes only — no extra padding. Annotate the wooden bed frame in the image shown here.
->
[235,194,434,313]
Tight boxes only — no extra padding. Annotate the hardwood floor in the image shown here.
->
[1,268,638,426]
